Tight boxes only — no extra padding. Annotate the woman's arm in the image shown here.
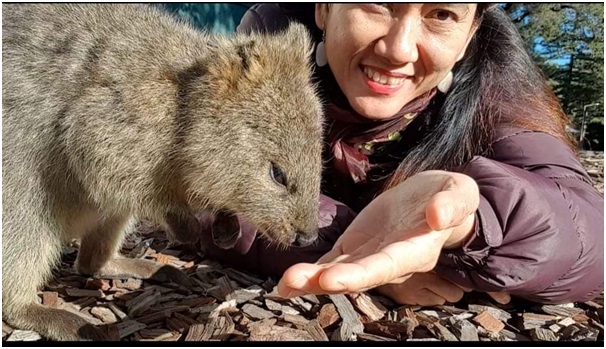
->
[436,126,604,303]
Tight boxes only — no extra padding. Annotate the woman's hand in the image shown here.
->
[277,171,480,297]
[376,272,468,306]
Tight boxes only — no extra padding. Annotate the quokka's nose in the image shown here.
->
[291,230,318,248]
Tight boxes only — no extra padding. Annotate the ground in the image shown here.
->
[2,151,604,342]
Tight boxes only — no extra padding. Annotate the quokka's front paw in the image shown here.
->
[88,258,193,287]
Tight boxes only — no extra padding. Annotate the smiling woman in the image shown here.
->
[319,4,479,120]
[195,3,603,307]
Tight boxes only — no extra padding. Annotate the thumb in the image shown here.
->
[426,175,479,231]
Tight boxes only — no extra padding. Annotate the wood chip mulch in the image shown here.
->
[3,151,603,342]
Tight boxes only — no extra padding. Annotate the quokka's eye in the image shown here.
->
[270,162,287,187]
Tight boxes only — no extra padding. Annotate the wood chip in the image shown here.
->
[113,278,142,291]
[520,312,558,330]
[221,268,264,286]
[364,320,412,340]
[249,323,313,341]
[432,322,458,341]
[85,279,111,291]
[290,297,313,312]
[282,314,309,326]
[108,303,129,321]
[3,322,14,338]
[6,330,42,341]
[331,322,356,341]
[242,304,275,320]
[265,299,282,312]
[473,310,505,333]
[230,289,262,304]
[317,303,340,329]
[41,291,59,308]
[128,291,160,318]
[300,294,320,305]
[328,294,364,334]
[572,312,591,325]
[350,293,387,322]
[91,306,118,323]
[540,305,583,318]
[65,287,104,298]
[448,318,479,341]
[356,332,397,341]
[303,320,329,341]
[468,304,512,322]
[116,320,147,339]
[530,327,559,341]
[184,324,206,341]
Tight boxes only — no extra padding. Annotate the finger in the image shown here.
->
[425,176,479,231]
[277,263,326,298]
[416,273,465,303]
[488,291,511,304]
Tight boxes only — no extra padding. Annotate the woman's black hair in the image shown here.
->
[385,6,573,187]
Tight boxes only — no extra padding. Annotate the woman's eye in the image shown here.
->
[270,163,287,187]
[431,10,456,22]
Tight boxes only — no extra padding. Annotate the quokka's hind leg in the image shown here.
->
[2,218,114,341]
[76,215,192,286]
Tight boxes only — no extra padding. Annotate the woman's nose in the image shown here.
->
[374,19,419,65]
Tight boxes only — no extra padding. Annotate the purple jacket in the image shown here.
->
[198,4,603,304]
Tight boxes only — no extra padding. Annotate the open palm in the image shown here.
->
[277,171,480,297]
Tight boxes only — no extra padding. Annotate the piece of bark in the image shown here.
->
[328,294,364,334]
[364,320,412,340]
[65,287,104,298]
[540,305,583,318]
[301,294,320,305]
[6,330,42,342]
[529,328,559,341]
[557,317,576,327]
[128,291,160,318]
[166,316,190,333]
[473,310,505,333]
[108,303,129,321]
[331,322,356,341]
[265,299,282,312]
[356,332,397,341]
[448,318,479,341]
[317,303,340,329]
[303,320,329,341]
[431,322,458,341]
[280,305,300,316]
[230,289,262,305]
[91,306,118,324]
[350,293,387,322]
[3,322,14,338]
[42,291,59,308]
[520,312,558,330]
[468,304,512,322]
[212,316,235,341]
[116,320,147,339]
[290,297,313,312]
[216,276,235,301]
[113,278,142,291]
[572,312,591,325]
[282,314,309,326]
[84,279,112,291]
[178,296,216,308]
[184,324,206,341]
[72,297,97,310]
[249,323,314,341]
[242,304,275,320]
[221,268,264,287]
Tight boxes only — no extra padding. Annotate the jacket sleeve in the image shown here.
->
[435,127,604,303]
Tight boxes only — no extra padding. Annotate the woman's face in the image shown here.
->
[316,4,479,120]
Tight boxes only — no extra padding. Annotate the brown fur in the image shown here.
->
[2,4,323,340]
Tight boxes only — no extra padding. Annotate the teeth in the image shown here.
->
[363,66,405,87]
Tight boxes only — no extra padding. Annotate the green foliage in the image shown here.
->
[504,3,604,150]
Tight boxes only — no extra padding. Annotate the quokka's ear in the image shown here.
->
[282,22,314,61]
